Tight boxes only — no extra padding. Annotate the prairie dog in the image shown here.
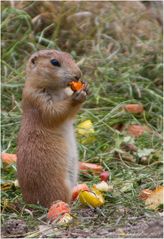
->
[16,49,88,208]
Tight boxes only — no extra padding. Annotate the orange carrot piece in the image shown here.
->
[69,81,85,91]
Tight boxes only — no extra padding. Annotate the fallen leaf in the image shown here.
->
[79,189,104,208]
[93,181,113,192]
[79,162,103,174]
[1,179,19,191]
[1,153,17,164]
[139,189,153,200]
[145,186,163,210]
[123,104,144,113]
[47,201,70,222]
[1,182,13,191]
[72,184,89,201]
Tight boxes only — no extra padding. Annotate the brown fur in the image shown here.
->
[16,49,88,208]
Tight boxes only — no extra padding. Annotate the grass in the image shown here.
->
[1,1,163,238]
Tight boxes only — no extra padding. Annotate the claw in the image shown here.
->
[83,82,91,95]
[72,90,87,103]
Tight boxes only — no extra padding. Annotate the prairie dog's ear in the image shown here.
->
[31,56,37,65]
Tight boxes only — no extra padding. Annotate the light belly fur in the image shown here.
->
[62,120,79,188]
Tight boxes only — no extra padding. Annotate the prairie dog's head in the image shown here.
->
[26,49,82,89]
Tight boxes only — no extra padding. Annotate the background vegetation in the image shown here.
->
[1,1,163,238]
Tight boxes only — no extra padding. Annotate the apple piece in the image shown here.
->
[72,184,89,201]
[93,181,113,192]
[100,171,109,182]
[79,188,104,208]
[47,201,70,222]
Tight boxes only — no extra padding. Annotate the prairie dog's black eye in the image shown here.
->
[50,59,60,67]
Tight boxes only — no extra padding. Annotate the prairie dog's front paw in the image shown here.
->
[72,90,87,103]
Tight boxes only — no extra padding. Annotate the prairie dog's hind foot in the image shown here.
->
[22,183,72,208]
